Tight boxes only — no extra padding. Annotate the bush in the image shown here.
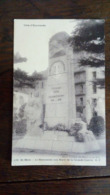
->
[75,132,85,142]
[15,119,27,135]
[18,103,26,119]
[55,123,66,131]
[69,123,83,136]
[43,122,67,131]
[88,115,105,136]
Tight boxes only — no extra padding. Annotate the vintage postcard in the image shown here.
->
[12,19,106,166]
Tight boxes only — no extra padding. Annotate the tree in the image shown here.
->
[14,69,28,81]
[29,71,43,81]
[14,69,29,88]
[69,20,105,88]
[14,69,44,89]
[69,20,104,53]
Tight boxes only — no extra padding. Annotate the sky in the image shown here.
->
[14,19,78,75]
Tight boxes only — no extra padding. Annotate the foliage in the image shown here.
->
[69,20,104,54]
[69,123,82,136]
[14,69,44,88]
[75,132,85,142]
[79,57,105,68]
[69,20,105,88]
[88,115,105,136]
[28,71,43,81]
[18,104,26,119]
[13,104,27,136]
[71,123,83,131]
[68,123,85,142]
[15,119,27,135]
[55,123,66,131]
[43,122,67,131]
[14,69,28,81]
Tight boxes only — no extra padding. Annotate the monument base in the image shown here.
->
[13,130,101,154]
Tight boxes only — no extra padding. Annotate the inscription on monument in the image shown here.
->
[47,85,67,104]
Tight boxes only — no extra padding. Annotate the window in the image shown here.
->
[80,97,83,105]
[75,84,85,95]
[74,71,86,83]
[93,83,97,93]
[93,71,97,79]
[92,98,97,115]
[92,98,97,107]
[80,84,83,93]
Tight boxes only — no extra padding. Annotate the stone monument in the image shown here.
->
[44,32,76,128]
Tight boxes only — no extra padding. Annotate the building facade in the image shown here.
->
[74,66,105,124]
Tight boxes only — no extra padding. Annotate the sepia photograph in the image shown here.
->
[12,19,106,166]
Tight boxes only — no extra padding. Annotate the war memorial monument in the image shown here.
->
[45,32,76,129]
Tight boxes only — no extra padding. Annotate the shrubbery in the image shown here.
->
[43,122,67,131]
[15,119,27,135]
[13,103,27,136]
[88,115,105,136]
